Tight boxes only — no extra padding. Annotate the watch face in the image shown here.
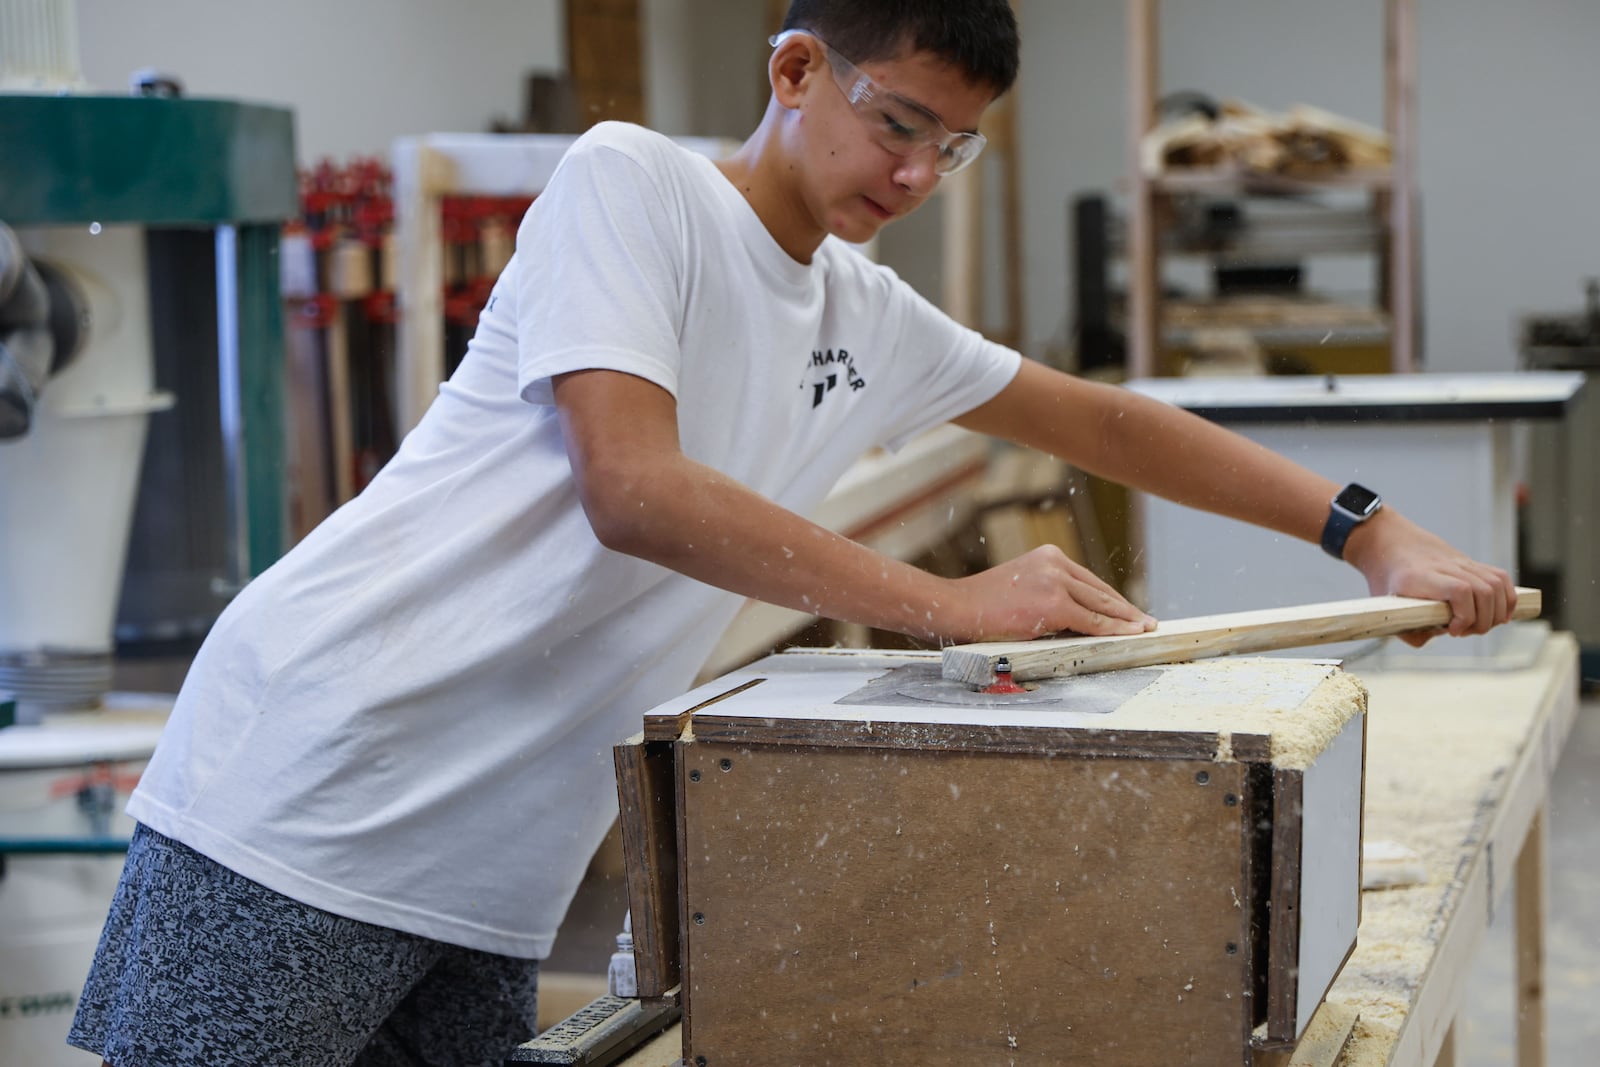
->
[1335,483,1381,517]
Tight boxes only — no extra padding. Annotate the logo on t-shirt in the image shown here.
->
[802,348,866,409]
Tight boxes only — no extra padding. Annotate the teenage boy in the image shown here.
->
[70,2,1515,1065]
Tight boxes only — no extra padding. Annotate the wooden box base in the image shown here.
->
[618,651,1366,1066]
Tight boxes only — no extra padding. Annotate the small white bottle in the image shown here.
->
[607,911,637,998]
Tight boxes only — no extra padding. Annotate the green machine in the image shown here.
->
[0,93,297,715]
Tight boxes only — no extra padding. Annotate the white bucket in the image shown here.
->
[0,702,168,1065]
[0,858,124,1064]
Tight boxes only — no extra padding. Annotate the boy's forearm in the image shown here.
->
[579,449,964,640]
[554,368,996,640]
[957,361,1516,636]
[1090,387,1342,542]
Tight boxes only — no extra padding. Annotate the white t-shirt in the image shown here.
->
[127,122,1021,958]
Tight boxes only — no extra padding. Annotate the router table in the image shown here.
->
[575,629,1578,1067]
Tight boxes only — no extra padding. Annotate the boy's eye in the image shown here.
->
[879,113,922,143]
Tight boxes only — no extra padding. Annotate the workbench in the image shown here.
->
[597,629,1581,1067]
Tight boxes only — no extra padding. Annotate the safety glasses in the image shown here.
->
[770,30,988,177]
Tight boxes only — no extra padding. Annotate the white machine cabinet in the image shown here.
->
[1127,373,1584,666]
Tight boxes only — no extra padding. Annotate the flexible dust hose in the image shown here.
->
[0,220,86,438]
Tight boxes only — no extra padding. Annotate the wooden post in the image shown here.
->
[1384,0,1419,372]
[1516,805,1548,1067]
[566,0,646,128]
[1126,0,1159,379]
[940,164,983,330]
[989,2,1026,351]
[390,139,447,435]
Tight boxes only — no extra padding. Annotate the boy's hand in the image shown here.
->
[1343,510,1517,646]
[946,545,1157,643]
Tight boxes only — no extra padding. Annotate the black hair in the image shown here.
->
[781,0,1020,96]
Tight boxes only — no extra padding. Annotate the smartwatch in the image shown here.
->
[1321,483,1382,560]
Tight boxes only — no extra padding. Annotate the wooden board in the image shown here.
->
[1251,1001,1361,1067]
[677,741,1254,1066]
[613,736,682,997]
[1266,768,1305,1045]
[941,588,1542,686]
[686,711,1263,762]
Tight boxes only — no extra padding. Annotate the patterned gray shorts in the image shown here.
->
[68,824,540,1067]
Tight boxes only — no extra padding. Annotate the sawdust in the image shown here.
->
[1103,658,1366,770]
[1312,638,1576,1061]
[1272,671,1367,769]
[1336,1015,1402,1066]
[1213,730,1235,764]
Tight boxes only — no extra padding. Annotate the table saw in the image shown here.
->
[592,645,1369,1066]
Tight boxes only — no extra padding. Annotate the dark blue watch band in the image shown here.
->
[1321,483,1382,560]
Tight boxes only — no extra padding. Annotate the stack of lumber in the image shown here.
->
[1142,100,1391,179]
[1163,295,1391,333]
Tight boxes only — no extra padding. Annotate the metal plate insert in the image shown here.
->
[835,661,1161,713]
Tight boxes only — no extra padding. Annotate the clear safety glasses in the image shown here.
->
[769,30,988,177]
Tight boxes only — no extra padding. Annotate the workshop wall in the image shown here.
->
[75,0,564,164]
[643,0,767,140]
[1018,0,1600,374]
[70,0,1600,375]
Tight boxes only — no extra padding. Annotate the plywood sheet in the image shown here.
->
[614,737,681,996]
[678,742,1254,1066]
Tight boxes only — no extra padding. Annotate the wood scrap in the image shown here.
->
[1362,839,1427,890]
[1164,296,1390,333]
[1252,1001,1361,1066]
[1143,98,1392,179]
[941,588,1543,685]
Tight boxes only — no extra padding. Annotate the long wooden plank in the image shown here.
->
[941,587,1542,685]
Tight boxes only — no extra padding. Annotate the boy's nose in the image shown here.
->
[892,148,941,198]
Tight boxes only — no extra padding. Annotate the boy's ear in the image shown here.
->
[770,35,821,110]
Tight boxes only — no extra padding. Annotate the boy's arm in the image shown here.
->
[952,358,1517,643]
[552,368,1156,644]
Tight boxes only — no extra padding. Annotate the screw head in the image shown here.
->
[719,758,733,772]
[1224,793,1239,806]
[1226,942,1239,955]
[689,769,702,782]
[693,912,706,925]
[1195,770,1210,785]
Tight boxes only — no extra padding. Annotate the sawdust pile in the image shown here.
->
[1106,658,1365,770]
